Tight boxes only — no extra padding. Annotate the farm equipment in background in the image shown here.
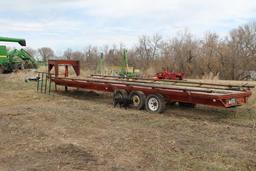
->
[8,49,37,69]
[0,36,36,73]
[96,53,105,75]
[119,49,138,78]
[155,68,184,80]
[96,50,140,77]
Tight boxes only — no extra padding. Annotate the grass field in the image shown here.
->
[0,71,256,171]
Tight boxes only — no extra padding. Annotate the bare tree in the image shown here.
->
[38,47,54,62]
[136,34,162,68]
[171,31,198,76]
[227,22,256,79]
[63,48,72,60]
[83,46,99,69]
[198,33,221,76]
[104,44,124,66]
[37,21,256,80]
[71,51,84,61]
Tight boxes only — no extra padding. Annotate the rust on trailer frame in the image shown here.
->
[48,60,253,110]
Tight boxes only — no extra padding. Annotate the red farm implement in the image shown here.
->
[155,68,184,80]
[37,60,254,113]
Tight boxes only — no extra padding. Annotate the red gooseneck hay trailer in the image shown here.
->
[46,60,254,113]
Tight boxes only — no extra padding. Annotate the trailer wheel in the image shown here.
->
[145,94,166,113]
[178,102,196,108]
[129,91,146,110]
[113,89,128,106]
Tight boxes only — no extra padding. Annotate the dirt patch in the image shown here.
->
[0,144,97,171]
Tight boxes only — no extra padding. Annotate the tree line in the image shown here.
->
[28,21,256,80]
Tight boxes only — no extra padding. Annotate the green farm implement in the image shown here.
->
[95,50,139,77]
[0,36,36,73]
[119,49,138,78]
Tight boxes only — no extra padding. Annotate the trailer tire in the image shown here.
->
[113,89,128,106]
[145,94,166,113]
[178,102,196,108]
[129,91,146,110]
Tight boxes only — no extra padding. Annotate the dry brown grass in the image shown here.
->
[0,71,256,171]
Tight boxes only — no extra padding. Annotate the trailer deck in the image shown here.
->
[44,60,254,113]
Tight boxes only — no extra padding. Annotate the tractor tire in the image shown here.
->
[178,102,196,108]
[145,94,166,113]
[128,91,146,110]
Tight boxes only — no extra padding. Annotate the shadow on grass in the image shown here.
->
[54,89,111,101]
[52,89,256,126]
[164,103,256,127]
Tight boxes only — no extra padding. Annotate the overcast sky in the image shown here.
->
[0,0,255,54]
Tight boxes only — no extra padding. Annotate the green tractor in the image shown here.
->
[0,36,36,73]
